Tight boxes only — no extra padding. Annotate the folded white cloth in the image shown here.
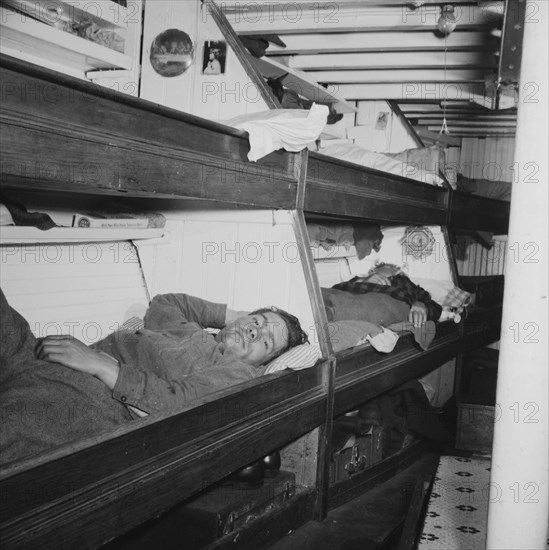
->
[366,328,400,353]
[223,104,329,161]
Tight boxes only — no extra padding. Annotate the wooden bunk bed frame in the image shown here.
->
[0,55,507,550]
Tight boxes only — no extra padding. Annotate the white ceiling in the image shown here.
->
[220,0,522,141]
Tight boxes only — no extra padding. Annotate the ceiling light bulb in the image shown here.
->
[437,5,457,36]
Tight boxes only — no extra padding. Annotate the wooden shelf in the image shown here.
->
[0,226,165,244]
[0,1,136,76]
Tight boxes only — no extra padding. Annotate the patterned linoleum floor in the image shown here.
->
[418,455,490,550]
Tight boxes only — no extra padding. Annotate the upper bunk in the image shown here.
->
[0,54,510,233]
[449,191,510,235]
[304,150,448,226]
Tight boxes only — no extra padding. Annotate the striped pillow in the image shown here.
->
[263,344,323,374]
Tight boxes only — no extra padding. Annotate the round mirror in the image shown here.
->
[150,29,194,77]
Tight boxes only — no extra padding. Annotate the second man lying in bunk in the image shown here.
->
[0,291,308,465]
[322,262,442,327]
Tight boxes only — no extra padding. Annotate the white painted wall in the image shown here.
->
[140,0,268,120]
[1,209,316,346]
[459,136,516,181]
[353,100,419,153]
[136,208,317,342]
[0,242,150,343]
[348,225,454,284]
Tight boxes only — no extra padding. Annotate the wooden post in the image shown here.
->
[486,2,549,548]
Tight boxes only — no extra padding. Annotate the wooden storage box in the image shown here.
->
[107,470,296,550]
[330,428,383,483]
[455,394,495,453]
[178,470,296,548]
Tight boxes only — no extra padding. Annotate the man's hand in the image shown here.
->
[225,308,249,324]
[364,272,392,286]
[409,301,428,327]
[36,335,120,389]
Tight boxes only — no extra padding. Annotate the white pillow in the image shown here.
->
[263,343,322,374]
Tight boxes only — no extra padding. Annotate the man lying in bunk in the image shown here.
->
[325,263,441,325]
[0,290,308,465]
[321,263,442,351]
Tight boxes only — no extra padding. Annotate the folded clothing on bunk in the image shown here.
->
[328,319,436,353]
[318,143,444,186]
[456,174,512,201]
[307,222,383,259]
[413,277,473,314]
[1,198,56,230]
[222,105,329,161]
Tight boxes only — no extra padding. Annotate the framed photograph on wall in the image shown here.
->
[202,40,227,75]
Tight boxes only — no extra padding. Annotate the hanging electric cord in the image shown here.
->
[440,33,450,136]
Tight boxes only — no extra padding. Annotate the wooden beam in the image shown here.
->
[221,0,479,8]
[301,69,487,84]
[223,4,500,34]
[498,0,526,85]
[404,112,518,120]
[335,82,485,101]
[419,119,516,127]
[425,126,516,135]
[401,100,506,108]
[288,51,497,71]
[263,31,499,54]
[416,128,462,146]
[398,102,494,112]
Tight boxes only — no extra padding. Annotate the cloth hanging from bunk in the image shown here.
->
[239,34,286,58]
[393,380,453,442]
[224,105,329,161]
[1,197,56,230]
[307,222,383,259]
[353,223,384,259]
[389,321,437,351]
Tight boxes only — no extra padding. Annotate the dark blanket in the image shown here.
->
[322,287,410,326]
[0,290,132,466]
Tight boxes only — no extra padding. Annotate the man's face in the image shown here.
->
[218,312,288,367]
[372,264,400,278]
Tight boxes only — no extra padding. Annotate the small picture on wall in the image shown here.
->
[202,40,227,75]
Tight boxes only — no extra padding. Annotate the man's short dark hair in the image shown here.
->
[368,262,403,275]
[250,306,309,361]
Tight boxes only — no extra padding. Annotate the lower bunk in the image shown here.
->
[0,205,504,550]
[0,319,502,550]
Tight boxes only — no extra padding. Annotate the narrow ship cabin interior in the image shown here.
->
[0,1,547,550]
